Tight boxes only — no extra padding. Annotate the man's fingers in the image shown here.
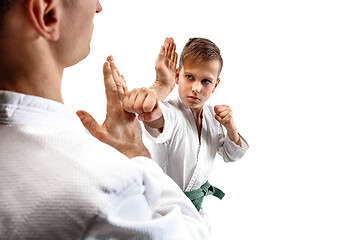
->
[107,56,127,99]
[103,60,118,104]
[120,75,128,92]
[76,110,103,139]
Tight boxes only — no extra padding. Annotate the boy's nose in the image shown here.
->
[192,81,201,94]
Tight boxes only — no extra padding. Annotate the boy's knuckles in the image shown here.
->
[133,105,143,113]
[143,104,154,113]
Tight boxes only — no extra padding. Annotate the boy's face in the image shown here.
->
[176,58,221,111]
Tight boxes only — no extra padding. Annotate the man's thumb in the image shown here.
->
[76,110,102,138]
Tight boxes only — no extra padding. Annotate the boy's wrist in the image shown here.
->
[150,80,174,102]
[226,127,242,147]
[154,78,175,90]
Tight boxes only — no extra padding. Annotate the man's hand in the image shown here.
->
[76,56,150,158]
[214,105,242,147]
[151,37,178,102]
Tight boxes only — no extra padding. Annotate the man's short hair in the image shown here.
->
[179,38,223,77]
[0,0,14,28]
[0,0,74,31]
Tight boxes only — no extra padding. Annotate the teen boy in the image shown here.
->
[123,38,249,216]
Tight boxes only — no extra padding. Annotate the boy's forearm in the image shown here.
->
[144,115,165,132]
[150,80,175,102]
[226,127,243,148]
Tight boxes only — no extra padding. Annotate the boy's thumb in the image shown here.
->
[138,106,162,122]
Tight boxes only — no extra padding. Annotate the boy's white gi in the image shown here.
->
[143,97,249,192]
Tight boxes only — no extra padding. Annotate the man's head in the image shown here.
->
[0,0,15,28]
[0,0,102,102]
[0,0,102,67]
[176,38,223,112]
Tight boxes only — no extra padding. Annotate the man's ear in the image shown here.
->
[212,78,221,93]
[27,0,61,41]
[175,67,180,84]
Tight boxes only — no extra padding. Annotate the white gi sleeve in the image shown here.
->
[217,124,249,163]
[143,102,178,144]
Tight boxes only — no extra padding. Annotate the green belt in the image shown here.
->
[184,181,225,211]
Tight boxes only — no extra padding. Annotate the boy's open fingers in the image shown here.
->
[167,40,175,59]
[170,43,177,63]
[174,52,178,66]
[163,38,170,54]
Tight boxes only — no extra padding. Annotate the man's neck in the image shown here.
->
[0,50,64,103]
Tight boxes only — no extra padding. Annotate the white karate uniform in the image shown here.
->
[143,97,249,192]
[0,90,210,240]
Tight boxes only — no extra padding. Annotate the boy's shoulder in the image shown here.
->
[203,103,216,117]
[162,97,185,114]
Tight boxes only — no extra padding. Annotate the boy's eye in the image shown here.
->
[202,79,211,84]
[186,75,193,80]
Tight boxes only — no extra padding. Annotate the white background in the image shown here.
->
[62,1,360,239]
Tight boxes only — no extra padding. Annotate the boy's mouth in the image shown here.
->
[188,96,200,101]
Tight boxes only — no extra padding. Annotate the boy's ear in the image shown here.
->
[212,78,221,93]
[175,67,180,84]
[27,0,61,41]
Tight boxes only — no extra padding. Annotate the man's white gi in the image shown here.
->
[0,90,210,239]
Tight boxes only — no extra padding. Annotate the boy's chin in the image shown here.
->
[183,101,204,110]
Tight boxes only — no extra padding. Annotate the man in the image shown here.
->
[0,0,209,239]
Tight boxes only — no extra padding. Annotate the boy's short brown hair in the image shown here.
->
[179,38,223,77]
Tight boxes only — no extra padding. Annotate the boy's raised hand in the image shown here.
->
[123,87,163,123]
[76,56,150,158]
[214,105,242,147]
[151,37,178,102]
